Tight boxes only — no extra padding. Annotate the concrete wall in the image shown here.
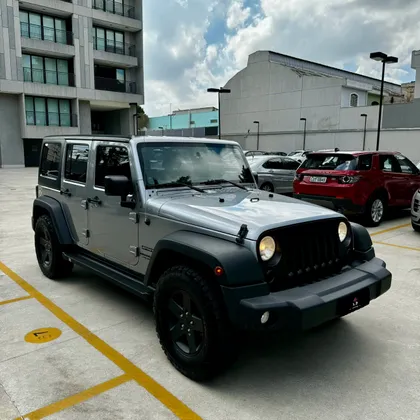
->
[382,100,420,129]
[0,94,24,167]
[79,100,92,134]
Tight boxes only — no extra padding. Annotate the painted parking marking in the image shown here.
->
[0,295,32,306]
[370,223,410,237]
[24,327,62,344]
[373,241,420,253]
[19,374,131,420]
[0,260,201,420]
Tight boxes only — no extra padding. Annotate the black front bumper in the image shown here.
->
[221,257,391,331]
[293,194,363,214]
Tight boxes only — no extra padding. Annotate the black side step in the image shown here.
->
[63,251,153,302]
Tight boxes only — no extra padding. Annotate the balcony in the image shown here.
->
[26,111,78,127]
[23,68,75,87]
[94,76,136,93]
[93,37,136,57]
[92,0,135,19]
[20,22,73,46]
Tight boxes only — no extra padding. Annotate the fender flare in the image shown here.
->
[32,196,74,245]
[145,230,267,287]
[350,221,375,261]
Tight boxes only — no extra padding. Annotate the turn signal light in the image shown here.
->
[338,176,361,184]
[214,266,224,276]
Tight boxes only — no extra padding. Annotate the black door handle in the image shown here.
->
[60,189,72,197]
[88,196,102,206]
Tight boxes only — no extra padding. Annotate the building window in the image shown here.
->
[19,10,69,45]
[23,54,71,86]
[210,119,218,123]
[92,0,135,18]
[25,96,72,127]
[93,27,125,54]
[371,101,379,106]
[350,93,359,107]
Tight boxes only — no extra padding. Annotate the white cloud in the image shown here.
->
[143,0,420,117]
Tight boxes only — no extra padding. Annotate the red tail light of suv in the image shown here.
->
[293,151,420,226]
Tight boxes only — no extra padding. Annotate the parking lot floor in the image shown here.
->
[1,168,420,420]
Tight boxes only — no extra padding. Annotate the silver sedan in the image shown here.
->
[248,155,301,194]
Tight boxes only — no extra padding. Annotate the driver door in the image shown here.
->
[86,141,139,267]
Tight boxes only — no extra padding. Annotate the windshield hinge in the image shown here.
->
[236,224,249,244]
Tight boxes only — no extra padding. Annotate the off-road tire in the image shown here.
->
[412,221,420,232]
[260,182,274,192]
[154,265,237,381]
[34,215,73,279]
[363,193,387,227]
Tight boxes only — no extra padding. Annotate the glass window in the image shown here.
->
[95,28,105,51]
[45,57,57,85]
[301,154,358,171]
[40,143,61,178]
[59,99,71,127]
[380,155,401,173]
[114,0,123,15]
[43,16,55,42]
[23,55,31,81]
[25,96,35,125]
[115,32,124,54]
[283,158,300,170]
[57,59,69,85]
[54,18,66,44]
[65,144,89,183]
[95,146,131,188]
[106,30,115,53]
[31,55,44,83]
[29,13,42,40]
[47,98,59,126]
[395,154,418,174]
[350,93,358,107]
[34,97,46,126]
[358,155,372,171]
[20,11,29,37]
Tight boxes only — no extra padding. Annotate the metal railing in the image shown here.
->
[92,0,135,18]
[23,68,75,87]
[26,111,78,127]
[20,22,73,46]
[94,76,136,93]
[93,37,136,57]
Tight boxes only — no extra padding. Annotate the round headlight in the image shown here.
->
[338,222,348,242]
[259,236,276,261]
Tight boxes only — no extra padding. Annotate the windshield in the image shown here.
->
[301,154,357,171]
[137,142,255,189]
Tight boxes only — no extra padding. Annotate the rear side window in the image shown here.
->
[301,154,357,170]
[263,159,283,169]
[395,154,418,174]
[64,144,89,183]
[40,142,61,179]
[283,158,300,170]
[357,155,372,171]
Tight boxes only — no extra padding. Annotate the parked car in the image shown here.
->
[288,150,313,163]
[293,151,420,226]
[248,155,301,193]
[267,151,287,156]
[412,189,420,232]
[243,150,269,157]
[32,135,392,381]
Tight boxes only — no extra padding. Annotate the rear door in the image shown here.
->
[379,155,406,205]
[281,158,300,193]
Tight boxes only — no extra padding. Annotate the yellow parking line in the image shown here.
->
[0,295,32,306]
[20,374,131,420]
[370,223,410,237]
[0,261,201,420]
[374,241,420,253]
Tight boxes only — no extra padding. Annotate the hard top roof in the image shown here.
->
[308,150,401,156]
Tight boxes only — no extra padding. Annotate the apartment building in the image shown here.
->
[0,0,144,167]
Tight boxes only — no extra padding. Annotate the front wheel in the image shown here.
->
[364,195,386,227]
[154,265,237,381]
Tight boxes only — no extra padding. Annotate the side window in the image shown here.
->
[380,155,401,173]
[64,144,89,183]
[40,142,61,178]
[95,145,132,188]
[283,158,300,170]
[358,155,372,171]
[395,154,417,174]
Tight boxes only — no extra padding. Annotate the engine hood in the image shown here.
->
[146,188,344,241]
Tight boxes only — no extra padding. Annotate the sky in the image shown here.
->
[142,0,419,117]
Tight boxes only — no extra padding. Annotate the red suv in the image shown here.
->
[293,151,420,226]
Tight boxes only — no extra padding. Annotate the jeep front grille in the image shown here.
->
[265,219,349,292]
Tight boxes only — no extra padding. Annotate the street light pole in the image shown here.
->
[369,52,398,151]
[300,117,307,150]
[207,87,231,139]
[253,121,260,150]
[360,113,367,150]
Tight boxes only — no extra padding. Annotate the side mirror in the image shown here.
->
[104,175,131,197]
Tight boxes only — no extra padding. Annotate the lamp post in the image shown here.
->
[158,126,164,136]
[300,117,307,150]
[360,113,367,150]
[369,52,398,151]
[253,121,260,150]
[207,87,231,139]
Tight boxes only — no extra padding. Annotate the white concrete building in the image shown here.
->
[0,0,144,167]
[220,51,402,153]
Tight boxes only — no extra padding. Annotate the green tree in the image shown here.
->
[137,106,149,129]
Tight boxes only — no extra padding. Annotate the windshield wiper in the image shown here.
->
[200,179,248,190]
[153,181,206,193]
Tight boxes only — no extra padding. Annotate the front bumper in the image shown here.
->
[293,193,363,214]
[221,257,391,331]
[412,192,420,223]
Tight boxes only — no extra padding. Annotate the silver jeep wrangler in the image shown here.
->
[32,135,392,381]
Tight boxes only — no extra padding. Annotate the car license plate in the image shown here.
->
[337,288,370,317]
[310,176,327,183]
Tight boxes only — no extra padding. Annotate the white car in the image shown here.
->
[412,162,420,232]
[288,150,312,164]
